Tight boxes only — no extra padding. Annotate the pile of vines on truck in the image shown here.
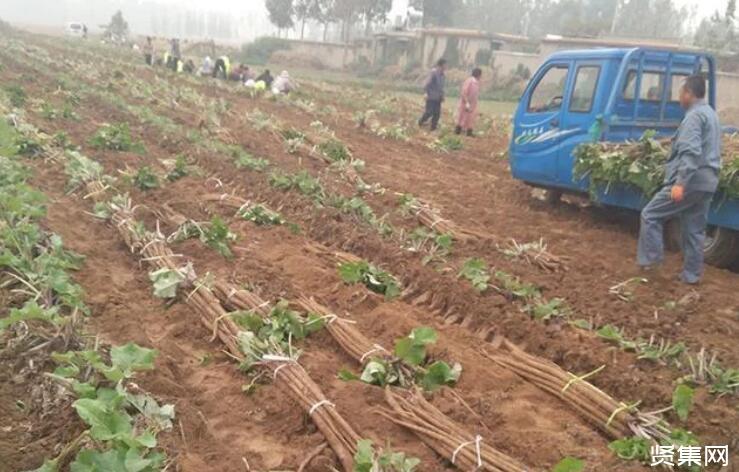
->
[573,131,739,201]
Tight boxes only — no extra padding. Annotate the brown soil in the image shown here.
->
[2,31,738,471]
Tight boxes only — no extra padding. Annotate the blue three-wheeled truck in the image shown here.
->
[509,47,739,268]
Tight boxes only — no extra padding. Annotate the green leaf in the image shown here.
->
[360,360,390,386]
[110,343,157,377]
[353,439,374,472]
[148,268,184,299]
[71,448,128,472]
[421,361,462,391]
[338,368,360,382]
[72,398,133,441]
[338,261,367,284]
[552,457,584,472]
[608,436,650,462]
[409,327,437,346]
[672,384,694,422]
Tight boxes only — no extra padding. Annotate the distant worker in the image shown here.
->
[230,64,250,82]
[213,56,231,79]
[200,56,213,76]
[256,69,274,88]
[183,59,195,74]
[272,70,294,94]
[82,25,88,39]
[168,38,181,71]
[455,68,482,137]
[418,58,447,131]
[637,74,721,284]
[143,37,154,66]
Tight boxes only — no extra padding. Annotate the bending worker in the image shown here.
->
[637,74,721,284]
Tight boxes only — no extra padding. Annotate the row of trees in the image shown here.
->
[412,0,691,39]
[694,0,737,52]
[265,0,392,41]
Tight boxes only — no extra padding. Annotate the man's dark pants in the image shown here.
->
[637,186,713,283]
[419,99,442,130]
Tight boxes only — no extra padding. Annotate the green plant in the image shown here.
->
[493,270,541,300]
[166,155,189,182]
[340,327,461,392]
[200,216,236,258]
[40,102,58,120]
[235,301,324,372]
[148,268,186,299]
[49,343,173,470]
[317,138,352,162]
[14,135,43,157]
[233,149,269,171]
[552,457,585,472]
[428,134,463,153]
[65,151,105,191]
[338,260,401,299]
[353,439,421,472]
[573,131,667,199]
[281,128,306,154]
[672,384,694,422]
[133,166,159,191]
[5,84,27,107]
[238,204,285,226]
[89,123,145,153]
[458,258,490,292]
[608,436,650,462]
[527,297,569,321]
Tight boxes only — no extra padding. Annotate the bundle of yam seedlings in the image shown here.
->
[405,197,484,242]
[381,388,528,472]
[297,296,390,365]
[498,238,569,273]
[483,337,669,441]
[574,131,739,200]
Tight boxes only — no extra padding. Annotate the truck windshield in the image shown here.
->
[527,65,568,113]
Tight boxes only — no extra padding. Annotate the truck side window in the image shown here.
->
[623,71,664,101]
[527,65,569,113]
[669,74,689,102]
[569,66,600,113]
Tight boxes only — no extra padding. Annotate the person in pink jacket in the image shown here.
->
[455,68,483,136]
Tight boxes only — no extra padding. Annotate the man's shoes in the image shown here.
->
[454,125,462,135]
[466,129,474,137]
[679,274,701,285]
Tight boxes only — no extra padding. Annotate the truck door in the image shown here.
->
[557,61,604,185]
[510,61,572,185]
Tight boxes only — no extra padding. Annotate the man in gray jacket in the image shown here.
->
[418,58,447,131]
[637,74,721,284]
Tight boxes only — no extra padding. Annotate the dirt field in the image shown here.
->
[0,30,737,472]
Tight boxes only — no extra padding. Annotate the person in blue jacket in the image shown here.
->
[637,74,721,284]
[418,58,447,131]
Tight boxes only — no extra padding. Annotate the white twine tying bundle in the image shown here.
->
[308,399,335,415]
[451,435,483,468]
[360,344,388,363]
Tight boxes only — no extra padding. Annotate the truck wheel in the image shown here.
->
[665,222,739,268]
[544,189,562,205]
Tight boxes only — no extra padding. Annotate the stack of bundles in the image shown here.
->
[381,388,528,472]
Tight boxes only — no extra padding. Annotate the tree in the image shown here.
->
[410,0,462,27]
[694,0,737,52]
[266,0,295,36]
[359,0,392,36]
[105,10,129,41]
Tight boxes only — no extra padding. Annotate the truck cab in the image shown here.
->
[510,47,739,267]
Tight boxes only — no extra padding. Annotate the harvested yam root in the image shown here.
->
[406,197,485,242]
[484,338,669,441]
[381,388,528,472]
